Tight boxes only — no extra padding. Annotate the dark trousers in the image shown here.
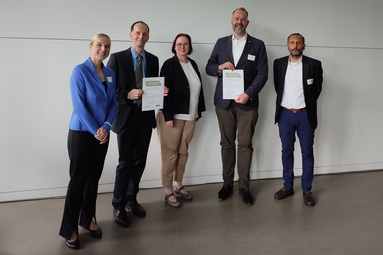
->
[112,105,153,210]
[59,130,109,240]
[278,108,315,192]
[215,101,258,189]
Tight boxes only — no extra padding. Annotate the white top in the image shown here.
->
[174,61,201,121]
[232,33,247,66]
[280,56,306,109]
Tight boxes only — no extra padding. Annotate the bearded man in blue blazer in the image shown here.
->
[107,21,159,227]
[206,7,268,206]
[273,33,323,206]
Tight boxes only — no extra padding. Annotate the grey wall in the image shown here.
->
[1,0,382,202]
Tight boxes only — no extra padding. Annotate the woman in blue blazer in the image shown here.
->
[157,33,206,208]
[59,33,116,250]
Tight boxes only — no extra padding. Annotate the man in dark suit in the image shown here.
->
[273,33,323,206]
[107,21,159,227]
[206,7,268,206]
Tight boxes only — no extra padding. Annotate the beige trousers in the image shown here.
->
[156,112,197,189]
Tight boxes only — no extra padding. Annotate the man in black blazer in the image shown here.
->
[206,7,268,206]
[107,21,159,227]
[273,33,323,206]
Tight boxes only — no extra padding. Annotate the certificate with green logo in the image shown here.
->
[142,77,165,111]
[222,69,244,99]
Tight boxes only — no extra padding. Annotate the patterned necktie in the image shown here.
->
[136,54,143,106]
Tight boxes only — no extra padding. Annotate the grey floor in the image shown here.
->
[1,170,383,255]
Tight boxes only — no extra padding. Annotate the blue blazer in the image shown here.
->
[69,58,117,135]
[206,34,268,110]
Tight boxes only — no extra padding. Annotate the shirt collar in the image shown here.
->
[232,33,247,43]
[131,47,146,60]
[288,55,303,65]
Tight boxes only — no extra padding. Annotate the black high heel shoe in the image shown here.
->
[84,218,102,238]
[88,227,102,238]
[66,238,80,250]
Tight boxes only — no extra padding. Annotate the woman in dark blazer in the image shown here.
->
[59,33,116,250]
[157,33,205,208]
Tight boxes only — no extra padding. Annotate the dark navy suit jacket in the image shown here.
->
[107,47,159,133]
[273,55,323,130]
[205,34,268,110]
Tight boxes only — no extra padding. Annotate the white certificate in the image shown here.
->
[222,69,244,99]
[142,77,165,111]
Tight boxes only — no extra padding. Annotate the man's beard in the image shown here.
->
[233,24,245,36]
[290,48,303,57]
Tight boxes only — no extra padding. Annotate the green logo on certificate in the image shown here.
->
[145,81,162,86]
[225,73,241,78]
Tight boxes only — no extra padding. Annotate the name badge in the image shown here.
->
[307,78,314,85]
[107,76,113,83]
[248,54,255,61]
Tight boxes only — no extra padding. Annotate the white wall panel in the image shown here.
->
[1,0,382,202]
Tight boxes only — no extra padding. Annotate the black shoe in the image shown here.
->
[126,200,146,217]
[84,227,102,238]
[239,188,254,206]
[66,238,80,250]
[113,208,130,228]
[218,183,233,201]
[82,219,102,238]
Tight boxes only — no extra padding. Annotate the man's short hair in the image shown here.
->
[287,33,305,44]
[130,21,150,34]
[232,7,248,18]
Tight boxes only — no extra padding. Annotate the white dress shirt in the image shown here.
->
[232,33,247,66]
[280,56,306,109]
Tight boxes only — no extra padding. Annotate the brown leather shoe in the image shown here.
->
[303,191,315,206]
[274,187,294,200]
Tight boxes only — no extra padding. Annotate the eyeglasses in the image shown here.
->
[176,43,190,48]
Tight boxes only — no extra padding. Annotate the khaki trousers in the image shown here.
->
[215,101,258,189]
[156,112,197,189]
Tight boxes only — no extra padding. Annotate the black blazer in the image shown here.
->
[107,47,159,133]
[160,55,206,122]
[273,55,323,130]
[206,34,268,110]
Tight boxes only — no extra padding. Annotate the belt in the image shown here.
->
[282,107,307,113]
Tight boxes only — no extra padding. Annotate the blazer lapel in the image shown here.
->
[302,56,309,88]
[145,51,153,77]
[103,66,113,95]
[173,55,188,82]
[281,57,288,78]
[236,38,252,67]
[226,36,235,66]
[84,58,106,95]
[279,57,289,94]
[125,48,136,89]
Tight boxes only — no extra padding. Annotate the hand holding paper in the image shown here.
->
[234,93,249,104]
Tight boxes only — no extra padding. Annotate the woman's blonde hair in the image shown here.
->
[90,33,110,45]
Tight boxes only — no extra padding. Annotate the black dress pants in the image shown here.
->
[59,130,108,240]
[112,105,153,210]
